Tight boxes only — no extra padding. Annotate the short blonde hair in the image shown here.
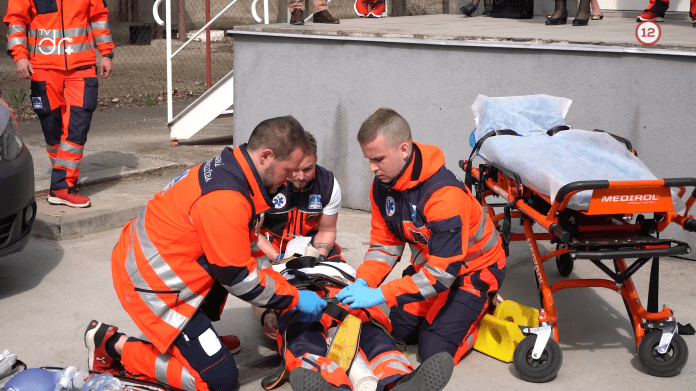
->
[357,108,412,147]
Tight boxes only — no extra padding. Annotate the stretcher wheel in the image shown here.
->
[555,245,573,277]
[512,335,563,383]
[638,331,688,377]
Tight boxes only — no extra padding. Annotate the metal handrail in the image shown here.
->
[153,0,271,123]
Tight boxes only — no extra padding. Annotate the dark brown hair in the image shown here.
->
[247,115,311,160]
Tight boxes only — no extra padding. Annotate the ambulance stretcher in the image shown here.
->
[460,126,696,382]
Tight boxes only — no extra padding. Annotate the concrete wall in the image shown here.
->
[233,33,696,250]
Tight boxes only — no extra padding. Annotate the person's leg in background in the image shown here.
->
[312,0,340,23]
[288,0,306,25]
[637,0,669,21]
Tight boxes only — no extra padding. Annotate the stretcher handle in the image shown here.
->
[574,241,690,260]
[555,181,610,203]
[663,178,696,198]
[549,223,571,244]
[685,218,696,232]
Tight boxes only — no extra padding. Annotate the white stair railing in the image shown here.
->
[153,0,272,142]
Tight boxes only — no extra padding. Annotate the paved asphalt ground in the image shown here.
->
[3,13,696,388]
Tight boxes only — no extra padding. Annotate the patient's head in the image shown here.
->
[357,108,413,183]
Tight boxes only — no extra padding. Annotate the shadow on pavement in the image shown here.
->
[0,236,64,300]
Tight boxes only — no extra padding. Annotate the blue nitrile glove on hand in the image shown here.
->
[295,290,327,323]
[335,279,385,309]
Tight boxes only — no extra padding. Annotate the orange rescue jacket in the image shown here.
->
[4,0,114,70]
[356,142,505,308]
[111,146,300,352]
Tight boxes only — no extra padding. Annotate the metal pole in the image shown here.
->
[206,0,211,89]
[178,0,186,42]
[264,0,269,24]
[166,0,173,123]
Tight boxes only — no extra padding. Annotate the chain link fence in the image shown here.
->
[1,0,451,120]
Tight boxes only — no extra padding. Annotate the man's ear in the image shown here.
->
[259,149,275,166]
[398,141,410,161]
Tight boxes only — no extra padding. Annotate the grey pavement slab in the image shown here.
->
[233,14,696,52]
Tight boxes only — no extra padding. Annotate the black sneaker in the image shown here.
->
[459,2,477,16]
[392,351,454,391]
[289,368,342,391]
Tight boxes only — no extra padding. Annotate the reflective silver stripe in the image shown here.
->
[50,157,56,165]
[7,37,27,49]
[59,141,83,156]
[424,263,456,289]
[54,157,80,169]
[249,274,276,306]
[225,268,260,296]
[257,256,271,270]
[46,145,59,154]
[463,231,500,264]
[369,243,405,256]
[27,42,92,55]
[136,210,205,309]
[250,242,260,252]
[468,206,488,247]
[91,21,110,30]
[303,354,341,373]
[7,25,25,36]
[410,244,427,266]
[364,250,400,267]
[94,34,113,44]
[369,353,411,372]
[154,354,170,384]
[466,332,475,347]
[28,27,88,38]
[181,366,196,391]
[125,222,189,330]
[412,269,437,299]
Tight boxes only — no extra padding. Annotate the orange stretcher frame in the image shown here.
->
[459,155,696,378]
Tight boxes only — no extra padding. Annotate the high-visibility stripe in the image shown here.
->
[29,27,89,38]
[154,354,170,384]
[7,25,25,36]
[302,354,341,373]
[467,206,488,247]
[46,144,59,154]
[54,157,80,169]
[28,42,93,56]
[411,269,436,299]
[369,352,411,372]
[91,21,110,30]
[7,37,27,49]
[181,367,195,391]
[224,268,277,306]
[463,231,500,264]
[409,244,427,266]
[94,34,113,44]
[136,210,205,309]
[125,224,189,331]
[59,141,83,156]
[364,243,404,266]
[424,263,456,288]
[257,255,271,270]
[373,360,413,378]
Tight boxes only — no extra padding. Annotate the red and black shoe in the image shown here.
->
[367,0,386,17]
[85,320,123,375]
[47,187,91,208]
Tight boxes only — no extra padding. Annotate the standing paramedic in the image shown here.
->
[4,0,115,208]
[84,116,327,391]
[336,108,506,364]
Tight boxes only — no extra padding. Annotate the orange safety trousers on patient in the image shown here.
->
[30,67,98,190]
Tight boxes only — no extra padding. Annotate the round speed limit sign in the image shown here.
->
[636,21,661,46]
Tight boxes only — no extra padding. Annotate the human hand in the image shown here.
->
[295,290,327,323]
[336,283,385,309]
[335,278,368,301]
[100,57,113,78]
[15,59,33,79]
[262,312,277,340]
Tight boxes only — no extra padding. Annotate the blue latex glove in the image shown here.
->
[336,283,386,309]
[335,278,368,302]
[295,290,327,323]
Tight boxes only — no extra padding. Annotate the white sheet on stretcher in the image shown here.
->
[477,129,684,212]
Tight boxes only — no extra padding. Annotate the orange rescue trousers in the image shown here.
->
[29,66,98,190]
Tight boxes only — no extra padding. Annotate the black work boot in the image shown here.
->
[392,352,454,391]
[289,368,342,391]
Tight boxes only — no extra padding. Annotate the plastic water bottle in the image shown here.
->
[82,373,123,391]
[57,366,91,390]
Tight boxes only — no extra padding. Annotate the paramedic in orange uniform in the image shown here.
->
[337,108,506,364]
[5,0,115,208]
[84,116,328,391]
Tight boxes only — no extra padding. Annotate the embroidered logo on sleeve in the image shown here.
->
[386,196,396,216]
[32,97,43,109]
[308,194,322,210]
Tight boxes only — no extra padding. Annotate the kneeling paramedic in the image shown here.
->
[84,116,328,391]
[337,108,506,364]
[257,248,454,391]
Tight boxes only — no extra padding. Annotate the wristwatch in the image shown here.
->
[103,53,114,59]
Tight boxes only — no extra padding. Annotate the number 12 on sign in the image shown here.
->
[635,21,661,46]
